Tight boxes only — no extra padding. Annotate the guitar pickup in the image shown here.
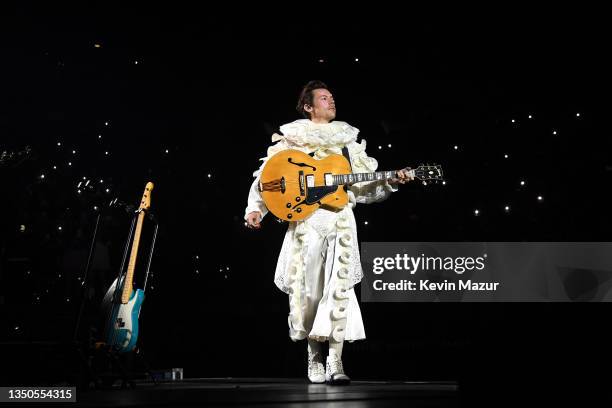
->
[306,175,315,188]
[299,171,305,196]
[324,173,333,186]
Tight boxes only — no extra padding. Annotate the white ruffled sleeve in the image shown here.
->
[347,140,398,205]
[244,134,290,220]
[244,176,268,220]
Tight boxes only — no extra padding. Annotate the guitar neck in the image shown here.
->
[330,170,412,186]
[121,210,145,304]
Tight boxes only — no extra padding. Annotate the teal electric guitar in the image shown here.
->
[103,182,153,352]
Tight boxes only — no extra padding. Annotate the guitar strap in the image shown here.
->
[341,146,352,170]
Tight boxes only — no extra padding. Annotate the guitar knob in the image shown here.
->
[295,197,301,202]
[287,214,293,219]
[286,203,292,208]
[296,208,302,213]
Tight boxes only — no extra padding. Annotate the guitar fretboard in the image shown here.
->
[332,171,398,186]
[121,210,145,304]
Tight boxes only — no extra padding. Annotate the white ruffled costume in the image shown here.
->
[245,119,397,343]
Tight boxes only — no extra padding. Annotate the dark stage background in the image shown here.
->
[0,4,610,398]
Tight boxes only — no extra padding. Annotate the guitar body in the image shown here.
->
[103,278,145,353]
[260,149,351,221]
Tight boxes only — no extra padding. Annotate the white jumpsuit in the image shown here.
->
[245,119,397,343]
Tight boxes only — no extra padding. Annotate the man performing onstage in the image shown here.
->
[245,80,413,385]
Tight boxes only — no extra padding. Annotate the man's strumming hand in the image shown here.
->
[246,211,262,229]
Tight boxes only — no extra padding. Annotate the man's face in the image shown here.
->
[307,88,336,123]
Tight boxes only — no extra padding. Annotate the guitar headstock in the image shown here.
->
[413,164,444,184]
[138,182,154,211]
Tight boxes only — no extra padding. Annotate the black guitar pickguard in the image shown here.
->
[304,186,338,204]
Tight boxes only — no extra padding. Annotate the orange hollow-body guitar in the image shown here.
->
[260,149,352,222]
[259,149,443,222]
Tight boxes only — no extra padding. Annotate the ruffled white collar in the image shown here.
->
[273,119,359,149]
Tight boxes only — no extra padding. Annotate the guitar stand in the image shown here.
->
[90,343,157,389]
[73,205,159,389]
[92,342,136,389]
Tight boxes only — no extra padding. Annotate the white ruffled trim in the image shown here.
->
[252,120,359,178]
[279,119,359,149]
[288,222,309,341]
[330,212,352,343]
[347,139,378,173]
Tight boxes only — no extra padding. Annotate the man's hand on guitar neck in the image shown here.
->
[389,167,414,185]
[246,211,262,229]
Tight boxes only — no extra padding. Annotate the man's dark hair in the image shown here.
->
[296,80,329,119]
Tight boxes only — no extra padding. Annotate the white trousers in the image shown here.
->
[288,224,366,343]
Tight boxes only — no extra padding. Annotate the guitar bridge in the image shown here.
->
[260,177,286,193]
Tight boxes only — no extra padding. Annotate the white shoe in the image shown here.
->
[325,354,351,385]
[307,350,325,384]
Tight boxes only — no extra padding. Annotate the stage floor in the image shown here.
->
[73,377,459,407]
